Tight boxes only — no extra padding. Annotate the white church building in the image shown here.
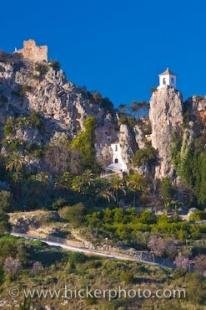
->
[106,143,128,172]
[158,68,176,89]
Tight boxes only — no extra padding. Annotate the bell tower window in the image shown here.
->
[158,68,176,89]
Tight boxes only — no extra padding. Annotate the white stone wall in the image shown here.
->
[106,143,128,172]
[158,74,176,89]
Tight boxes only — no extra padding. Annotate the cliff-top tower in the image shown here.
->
[158,68,176,89]
[150,69,183,179]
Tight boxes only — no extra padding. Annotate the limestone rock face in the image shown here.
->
[2,49,199,177]
[134,124,146,149]
[149,87,183,179]
[95,123,138,170]
[118,124,137,167]
[14,63,113,138]
[0,53,121,170]
[0,54,116,138]
[95,115,118,167]
[186,96,206,126]
[15,127,42,145]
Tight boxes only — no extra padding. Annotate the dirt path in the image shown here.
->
[11,232,172,269]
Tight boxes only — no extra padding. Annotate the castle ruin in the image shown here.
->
[15,39,48,62]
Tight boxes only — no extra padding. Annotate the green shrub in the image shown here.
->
[91,92,113,111]
[51,198,67,210]
[120,271,134,284]
[133,145,157,167]
[4,117,15,136]
[172,136,206,207]
[58,203,85,226]
[25,144,44,158]
[130,222,151,232]
[68,252,87,265]
[0,191,11,212]
[17,112,43,129]
[0,236,26,261]
[160,177,173,202]
[189,211,206,222]
[3,139,22,152]
[199,224,206,233]
[18,84,33,96]
[29,111,43,129]
[35,63,49,77]
[71,116,97,170]
[118,114,136,127]
[49,60,60,71]
[0,212,10,235]
[4,112,44,138]
[139,210,157,224]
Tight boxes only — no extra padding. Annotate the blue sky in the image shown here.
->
[0,0,206,105]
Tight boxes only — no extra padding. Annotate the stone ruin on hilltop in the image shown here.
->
[15,39,48,62]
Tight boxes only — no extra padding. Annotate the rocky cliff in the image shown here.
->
[0,54,113,136]
[0,47,138,172]
[186,96,206,131]
[0,41,205,181]
[149,87,183,179]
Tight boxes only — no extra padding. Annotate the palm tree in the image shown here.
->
[97,178,115,203]
[6,152,25,181]
[71,169,94,195]
[126,172,146,207]
[6,153,24,172]
[82,169,95,186]
[110,175,125,205]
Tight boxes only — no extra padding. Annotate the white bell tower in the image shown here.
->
[158,68,176,89]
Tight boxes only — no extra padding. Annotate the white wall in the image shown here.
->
[106,143,127,172]
[158,74,176,89]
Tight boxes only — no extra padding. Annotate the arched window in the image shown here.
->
[114,158,118,163]
[163,78,166,85]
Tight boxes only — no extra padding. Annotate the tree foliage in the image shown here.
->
[71,116,97,170]
[59,202,85,226]
[133,145,157,167]
[0,190,11,212]
[172,137,206,207]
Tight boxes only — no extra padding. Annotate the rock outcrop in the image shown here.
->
[1,41,205,178]
[0,50,125,171]
[134,124,146,149]
[118,124,137,167]
[149,87,183,179]
[186,96,206,131]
